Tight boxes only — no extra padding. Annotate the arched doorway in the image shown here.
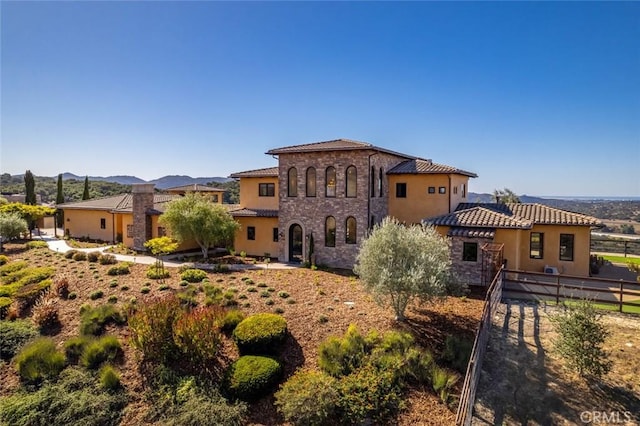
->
[288,224,303,263]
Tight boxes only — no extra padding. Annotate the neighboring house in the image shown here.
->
[229,139,477,269]
[423,203,602,284]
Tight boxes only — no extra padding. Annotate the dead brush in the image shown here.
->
[53,276,70,299]
[32,291,60,331]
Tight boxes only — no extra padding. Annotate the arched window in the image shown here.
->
[325,216,336,247]
[287,167,298,197]
[346,166,357,198]
[378,167,383,197]
[325,167,336,197]
[306,167,316,197]
[370,166,375,197]
[346,216,357,244]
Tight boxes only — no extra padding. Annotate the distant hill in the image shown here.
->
[57,173,230,189]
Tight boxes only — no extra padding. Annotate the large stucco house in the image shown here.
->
[60,138,601,284]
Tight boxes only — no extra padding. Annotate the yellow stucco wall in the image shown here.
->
[63,209,115,242]
[233,217,279,258]
[388,174,469,224]
[239,177,279,210]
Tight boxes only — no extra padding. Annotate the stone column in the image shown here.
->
[132,183,155,251]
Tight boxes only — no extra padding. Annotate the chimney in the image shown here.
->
[132,183,155,251]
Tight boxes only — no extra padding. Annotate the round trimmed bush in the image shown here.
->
[224,355,282,401]
[275,370,339,425]
[180,269,208,283]
[233,313,287,355]
[72,252,87,261]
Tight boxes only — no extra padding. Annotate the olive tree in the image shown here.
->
[159,193,239,259]
[353,217,451,321]
[0,212,28,252]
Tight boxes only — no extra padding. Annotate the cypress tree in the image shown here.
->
[56,174,64,228]
[24,170,36,205]
[82,176,90,200]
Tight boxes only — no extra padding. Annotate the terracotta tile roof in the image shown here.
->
[387,159,477,177]
[59,194,178,214]
[229,208,279,218]
[455,203,602,226]
[164,184,225,192]
[229,167,279,178]
[447,228,496,239]
[425,207,533,229]
[265,138,415,159]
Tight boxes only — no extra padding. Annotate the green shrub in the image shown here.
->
[90,290,104,300]
[442,335,473,374]
[14,337,66,383]
[173,306,225,364]
[68,292,77,300]
[318,324,371,377]
[26,240,48,249]
[180,269,208,283]
[80,335,122,369]
[260,290,270,298]
[147,267,171,280]
[431,366,459,405]
[224,355,282,401]
[109,280,118,288]
[99,254,118,265]
[159,284,170,291]
[0,319,38,359]
[108,296,118,304]
[107,264,130,276]
[277,291,289,299]
[233,313,287,355]
[87,251,102,262]
[318,314,329,324]
[64,335,93,364]
[220,310,245,334]
[246,286,257,293]
[73,251,88,261]
[178,263,196,273]
[336,364,404,424]
[64,249,79,259]
[179,280,189,287]
[141,286,151,294]
[275,370,339,426]
[177,286,199,308]
[0,255,9,265]
[99,364,121,390]
[79,304,126,335]
[0,367,127,426]
[128,295,183,364]
[13,279,53,307]
[120,285,129,291]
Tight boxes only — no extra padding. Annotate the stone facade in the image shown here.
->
[449,236,494,286]
[276,150,408,269]
[132,183,154,251]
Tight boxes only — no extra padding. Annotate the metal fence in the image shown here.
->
[455,268,504,426]
[591,237,640,256]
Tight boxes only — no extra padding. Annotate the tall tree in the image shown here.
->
[82,176,90,200]
[55,174,65,229]
[159,193,239,259]
[353,217,453,321]
[24,170,36,205]
[492,188,521,204]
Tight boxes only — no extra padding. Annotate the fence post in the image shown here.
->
[624,241,628,258]
[556,275,561,305]
[619,282,624,313]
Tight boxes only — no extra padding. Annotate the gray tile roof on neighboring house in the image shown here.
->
[164,184,225,192]
[229,208,279,218]
[455,203,602,226]
[59,194,179,215]
[425,207,533,229]
[229,167,279,178]
[447,228,496,239]
[387,158,477,177]
[265,138,415,159]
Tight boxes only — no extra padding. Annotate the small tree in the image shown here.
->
[160,193,239,259]
[144,236,178,280]
[24,170,36,205]
[353,217,451,321]
[492,188,520,203]
[82,176,90,200]
[550,300,612,379]
[0,212,28,251]
[0,203,55,239]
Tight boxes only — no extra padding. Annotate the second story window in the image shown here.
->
[326,167,336,198]
[370,166,375,197]
[306,167,316,197]
[259,183,275,197]
[346,165,357,198]
[288,167,298,197]
[378,167,383,197]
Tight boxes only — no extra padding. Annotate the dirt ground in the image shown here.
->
[473,299,640,426]
[0,242,485,426]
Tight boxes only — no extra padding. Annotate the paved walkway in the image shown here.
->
[33,229,298,271]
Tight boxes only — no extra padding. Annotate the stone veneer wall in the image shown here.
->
[132,183,154,251]
[449,236,494,286]
[276,150,407,269]
[369,152,409,227]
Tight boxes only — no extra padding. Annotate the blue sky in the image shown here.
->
[1,1,638,197]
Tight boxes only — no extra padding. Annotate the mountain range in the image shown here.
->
[59,173,231,189]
